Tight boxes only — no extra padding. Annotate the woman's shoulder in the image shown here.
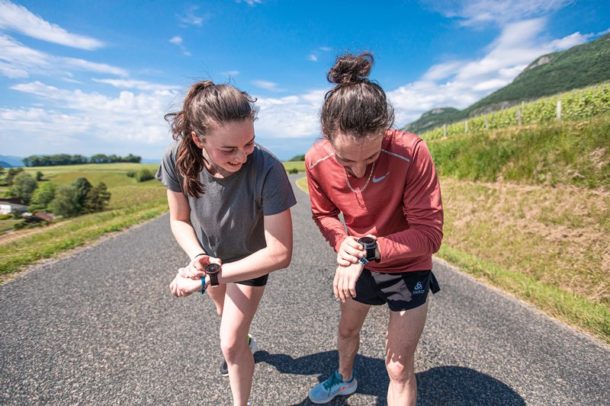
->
[305,139,333,170]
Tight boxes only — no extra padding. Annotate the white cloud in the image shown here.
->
[388,19,589,126]
[169,36,183,45]
[0,0,104,50]
[0,34,127,79]
[169,36,191,56]
[236,0,262,6]
[426,0,573,27]
[252,80,281,91]
[308,54,318,62]
[6,80,180,150]
[177,6,210,27]
[254,90,325,138]
[92,78,180,92]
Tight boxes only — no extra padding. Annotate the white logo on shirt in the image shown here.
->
[372,172,390,183]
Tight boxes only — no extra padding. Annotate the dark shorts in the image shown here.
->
[353,269,440,311]
[235,274,268,287]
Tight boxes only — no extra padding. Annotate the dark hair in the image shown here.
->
[165,81,256,197]
[321,52,394,140]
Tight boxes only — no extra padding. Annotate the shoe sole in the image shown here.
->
[308,381,358,404]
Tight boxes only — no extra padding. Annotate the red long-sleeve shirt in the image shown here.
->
[305,129,443,273]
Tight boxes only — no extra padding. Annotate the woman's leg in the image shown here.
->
[219,282,265,406]
[385,300,429,406]
[206,284,227,316]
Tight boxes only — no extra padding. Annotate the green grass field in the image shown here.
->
[0,163,167,278]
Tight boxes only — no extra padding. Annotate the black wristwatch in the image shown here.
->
[357,236,379,265]
[205,263,221,286]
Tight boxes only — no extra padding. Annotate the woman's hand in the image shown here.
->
[169,273,202,297]
[333,262,364,303]
[337,236,365,266]
[178,255,222,279]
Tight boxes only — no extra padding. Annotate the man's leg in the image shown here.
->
[219,283,265,406]
[337,298,370,379]
[385,300,428,406]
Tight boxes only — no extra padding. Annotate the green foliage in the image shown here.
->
[29,182,56,211]
[23,153,142,167]
[422,83,610,140]
[126,170,136,178]
[49,186,82,217]
[35,171,44,181]
[9,172,38,204]
[288,167,299,174]
[85,182,111,212]
[73,177,93,208]
[288,154,306,161]
[428,115,610,188]
[135,168,154,182]
[406,34,610,133]
[3,167,24,186]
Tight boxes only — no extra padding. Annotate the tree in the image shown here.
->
[49,186,81,217]
[9,172,38,204]
[35,171,44,181]
[72,177,92,208]
[29,182,56,211]
[85,182,111,212]
[5,167,24,186]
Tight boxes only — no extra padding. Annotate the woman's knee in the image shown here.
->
[219,334,249,362]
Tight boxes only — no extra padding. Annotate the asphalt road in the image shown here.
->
[1,175,609,405]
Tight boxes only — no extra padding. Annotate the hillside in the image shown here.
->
[406,33,610,134]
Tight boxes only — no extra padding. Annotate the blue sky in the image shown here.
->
[0,0,608,161]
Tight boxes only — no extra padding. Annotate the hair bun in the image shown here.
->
[327,52,373,85]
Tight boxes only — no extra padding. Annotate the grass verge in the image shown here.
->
[438,245,610,343]
[0,199,167,279]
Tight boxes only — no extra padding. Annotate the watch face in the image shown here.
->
[358,236,376,248]
[205,263,221,274]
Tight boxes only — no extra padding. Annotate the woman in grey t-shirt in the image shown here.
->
[157,80,296,405]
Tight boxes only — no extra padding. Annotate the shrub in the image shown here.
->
[85,182,111,212]
[288,167,299,174]
[9,172,38,204]
[135,169,154,182]
[29,182,56,211]
[126,170,136,178]
[49,186,82,218]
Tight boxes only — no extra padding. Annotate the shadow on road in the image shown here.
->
[255,351,525,405]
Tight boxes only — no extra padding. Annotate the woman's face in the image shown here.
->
[192,120,255,178]
[331,131,383,178]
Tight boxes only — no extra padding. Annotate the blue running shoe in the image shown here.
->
[308,370,357,404]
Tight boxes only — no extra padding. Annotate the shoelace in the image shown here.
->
[323,371,343,390]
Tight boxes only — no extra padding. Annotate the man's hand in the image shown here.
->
[178,255,222,279]
[169,273,201,297]
[337,236,365,266]
[333,261,364,303]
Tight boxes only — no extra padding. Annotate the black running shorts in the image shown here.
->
[353,269,440,311]
[236,274,268,287]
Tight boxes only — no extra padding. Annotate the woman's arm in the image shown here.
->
[167,189,207,260]
[217,208,293,283]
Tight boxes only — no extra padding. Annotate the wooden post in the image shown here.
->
[464,120,468,133]
[484,115,489,130]
[443,124,447,137]
[556,100,562,121]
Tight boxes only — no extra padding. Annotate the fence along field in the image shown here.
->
[422,82,610,140]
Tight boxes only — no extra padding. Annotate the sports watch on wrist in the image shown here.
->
[205,263,221,286]
[357,236,379,265]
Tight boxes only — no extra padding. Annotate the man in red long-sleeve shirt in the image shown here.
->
[306,52,443,406]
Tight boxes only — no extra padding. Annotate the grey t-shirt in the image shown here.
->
[156,142,296,262]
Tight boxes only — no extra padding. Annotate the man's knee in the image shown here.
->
[338,324,361,341]
[385,358,415,384]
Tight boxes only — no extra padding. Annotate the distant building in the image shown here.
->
[0,199,27,215]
